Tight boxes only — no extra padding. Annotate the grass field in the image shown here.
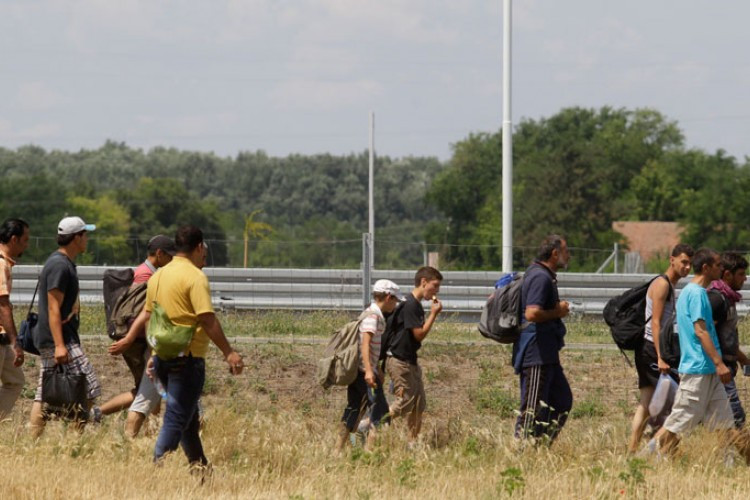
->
[3,308,750,498]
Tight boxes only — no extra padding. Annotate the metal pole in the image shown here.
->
[368,111,375,268]
[362,233,372,309]
[614,242,619,273]
[501,0,513,273]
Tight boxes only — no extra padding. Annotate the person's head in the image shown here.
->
[691,247,721,280]
[536,234,569,271]
[720,252,748,291]
[0,218,30,259]
[414,266,443,299]
[668,243,694,278]
[56,216,95,254]
[147,234,176,268]
[174,225,205,267]
[372,279,402,314]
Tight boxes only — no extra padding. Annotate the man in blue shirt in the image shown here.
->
[651,248,748,458]
[513,234,572,443]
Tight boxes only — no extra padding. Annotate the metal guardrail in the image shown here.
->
[9,266,750,319]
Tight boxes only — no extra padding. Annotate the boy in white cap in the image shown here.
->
[29,216,101,436]
[336,279,402,452]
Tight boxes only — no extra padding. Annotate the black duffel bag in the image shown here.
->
[42,364,87,417]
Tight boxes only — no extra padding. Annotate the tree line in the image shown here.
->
[0,106,745,270]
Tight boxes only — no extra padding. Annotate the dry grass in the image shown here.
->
[3,311,750,498]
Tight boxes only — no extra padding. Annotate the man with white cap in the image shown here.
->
[336,279,402,452]
[29,216,101,436]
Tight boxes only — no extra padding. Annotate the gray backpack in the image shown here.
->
[478,273,526,344]
[316,310,369,389]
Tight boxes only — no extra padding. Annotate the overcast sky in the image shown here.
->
[1,0,749,161]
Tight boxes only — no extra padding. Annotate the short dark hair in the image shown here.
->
[0,218,28,244]
[720,252,749,275]
[414,266,443,287]
[56,231,83,247]
[175,225,203,253]
[537,234,565,261]
[373,291,389,301]
[671,243,694,258]
[691,247,718,275]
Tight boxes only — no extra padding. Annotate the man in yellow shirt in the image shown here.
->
[127,225,243,469]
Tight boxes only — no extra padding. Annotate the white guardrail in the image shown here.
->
[8,266,750,321]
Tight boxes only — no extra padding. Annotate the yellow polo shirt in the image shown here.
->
[144,256,213,358]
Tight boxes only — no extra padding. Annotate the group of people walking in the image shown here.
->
[1,220,749,471]
[0,216,244,475]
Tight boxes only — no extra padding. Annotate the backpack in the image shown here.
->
[316,310,369,389]
[109,282,148,340]
[145,272,197,360]
[477,272,525,344]
[707,289,737,363]
[658,317,680,369]
[103,268,135,339]
[603,274,672,351]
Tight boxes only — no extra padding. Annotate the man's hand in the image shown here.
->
[557,300,570,319]
[12,343,23,367]
[657,357,671,375]
[716,361,732,384]
[364,369,377,388]
[108,336,134,356]
[226,351,244,375]
[54,344,69,365]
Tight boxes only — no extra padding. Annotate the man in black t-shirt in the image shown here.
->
[513,234,572,443]
[385,266,443,442]
[29,216,102,437]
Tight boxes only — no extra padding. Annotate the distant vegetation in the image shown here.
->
[2,106,747,269]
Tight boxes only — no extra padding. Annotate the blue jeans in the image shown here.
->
[153,355,207,465]
[724,377,746,429]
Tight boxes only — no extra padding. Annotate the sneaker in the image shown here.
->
[89,406,102,424]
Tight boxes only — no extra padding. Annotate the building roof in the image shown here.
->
[612,221,684,260]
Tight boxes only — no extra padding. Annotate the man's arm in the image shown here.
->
[0,296,23,366]
[412,299,442,342]
[649,278,671,373]
[524,302,569,323]
[48,289,69,364]
[198,312,243,375]
[361,330,376,388]
[694,319,731,383]
[108,308,149,355]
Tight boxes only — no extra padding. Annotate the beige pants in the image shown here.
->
[0,344,25,419]
[386,357,426,418]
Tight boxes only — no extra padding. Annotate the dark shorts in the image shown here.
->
[634,340,679,389]
[122,339,149,391]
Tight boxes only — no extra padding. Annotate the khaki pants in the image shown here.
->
[386,357,426,418]
[0,344,25,419]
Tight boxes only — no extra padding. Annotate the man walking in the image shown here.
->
[513,234,572,443]
[650,248,750,460]
[628,244,693,452]
[30,216,101,436]
[0,219,30,419]
[708,252,750,428]
[127,225,243,469]
[105,235,176,436]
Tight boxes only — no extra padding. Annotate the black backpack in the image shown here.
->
[603,274,672,351]
[707,289,736,363]
[379,300,405,364]
[103,268,135,340]
[658,318,680,369]
[477,273,525,344]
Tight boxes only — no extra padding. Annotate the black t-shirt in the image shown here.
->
[513,262,566,367]
[33,251,81,350]
[387,294,425,365]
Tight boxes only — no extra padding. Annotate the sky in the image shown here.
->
[1,0,749,161]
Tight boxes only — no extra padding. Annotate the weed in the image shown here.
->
[570,398,605,419]
[396,458,416,488]
[498,467,524,496]
[618,458,650,485]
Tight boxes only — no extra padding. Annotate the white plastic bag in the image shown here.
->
[649,373,678,420]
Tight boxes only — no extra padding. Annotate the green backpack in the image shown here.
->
[146,273,197,360]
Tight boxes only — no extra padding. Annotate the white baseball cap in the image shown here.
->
[372,279,402,299]
[58,216,96,235]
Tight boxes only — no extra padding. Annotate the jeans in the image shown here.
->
[724,377,746,429]
[153,355,207,465]
[341,371,390,431]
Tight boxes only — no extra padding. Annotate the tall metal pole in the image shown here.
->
[368,111,375,267]
[501,0,513,273]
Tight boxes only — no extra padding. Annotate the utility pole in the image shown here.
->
[501,0,513,273]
